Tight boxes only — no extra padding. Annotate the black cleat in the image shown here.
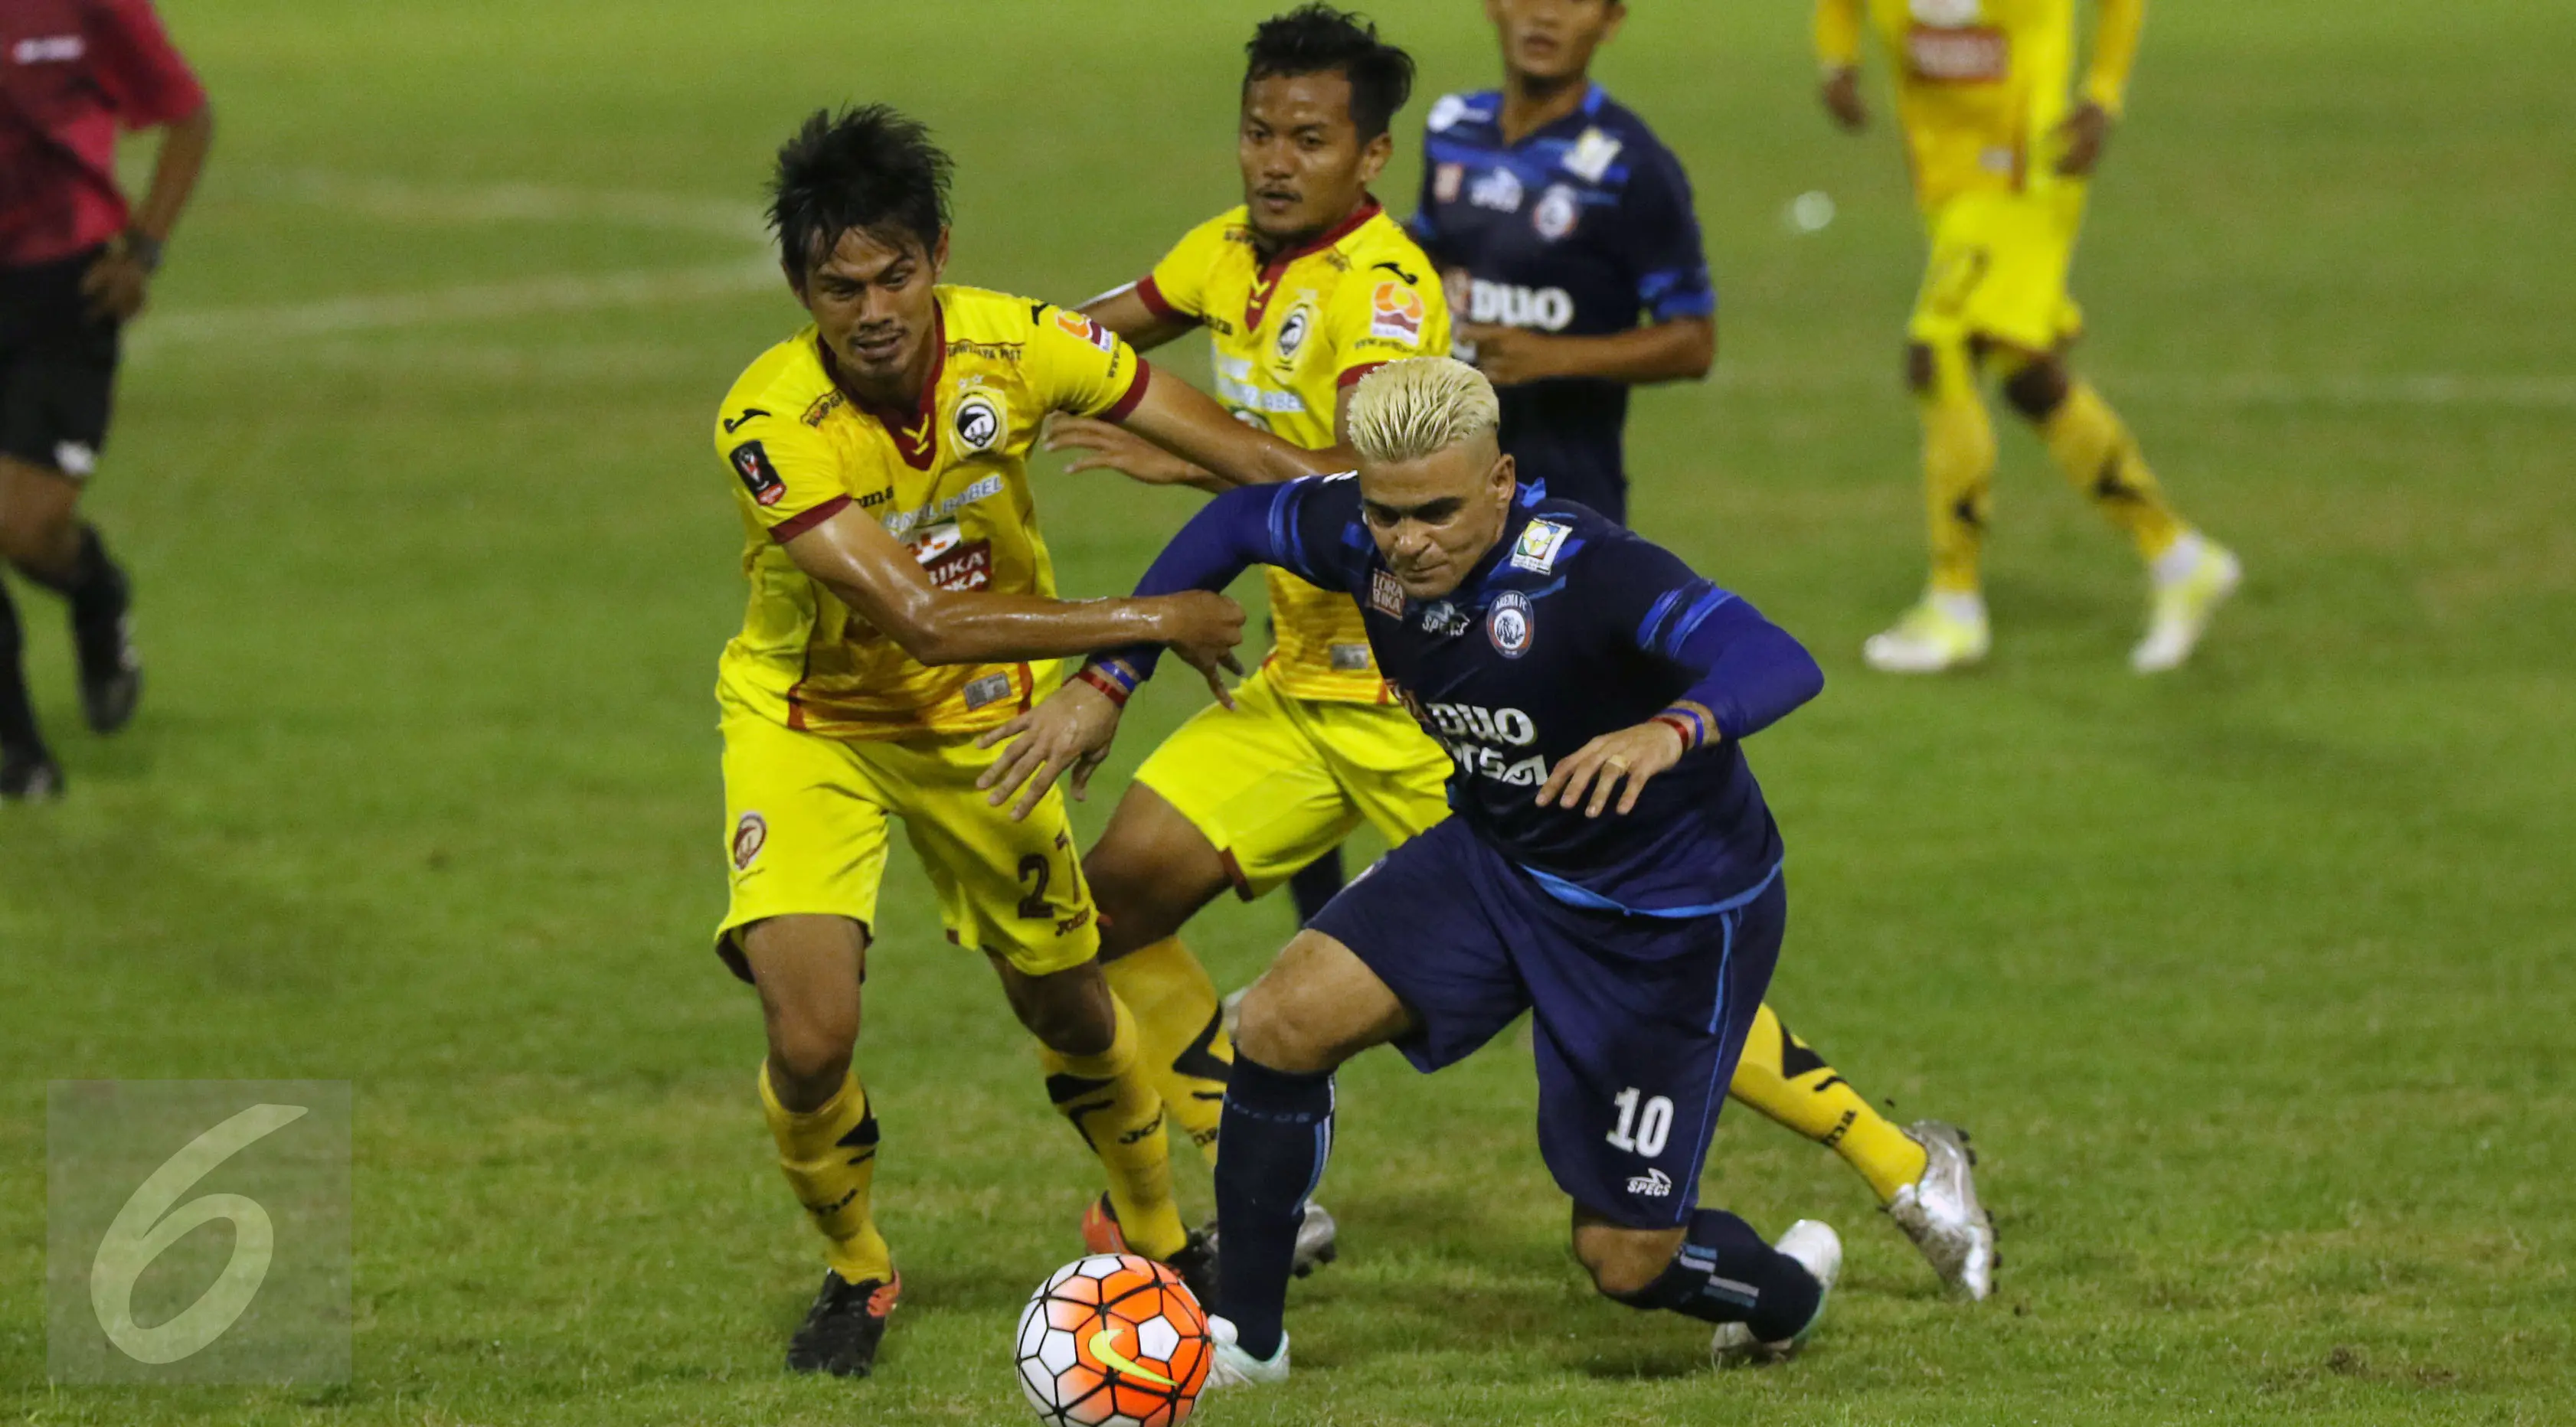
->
[785,1270,899,1377]
[73,608,142,734]
[2,746,64,802]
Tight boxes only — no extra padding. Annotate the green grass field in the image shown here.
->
[5,1,2572,1422]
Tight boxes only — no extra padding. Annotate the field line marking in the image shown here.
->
[129,260,780,354]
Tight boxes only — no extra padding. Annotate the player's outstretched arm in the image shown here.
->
[1543,586,1824,818]
[1059,369,1348,494]
[979,479,1332,817]
[776,501,1246,671]
[1080,282,1200,355]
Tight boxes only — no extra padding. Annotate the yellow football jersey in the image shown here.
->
[711,285,1149,740]
[1816,0,2143,209]
[1137,201,1449,703]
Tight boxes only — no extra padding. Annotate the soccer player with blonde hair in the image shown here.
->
[987,357,1848,1379]
[1817,0,2241,673]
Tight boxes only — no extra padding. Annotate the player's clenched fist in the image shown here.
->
[1538,718,1692,819]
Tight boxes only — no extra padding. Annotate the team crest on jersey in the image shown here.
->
[1532,184,1581,242]
[1510,518,1573,573]
[1910,0,1982,25]
[1486,590,1535,658]
[1054,309,1118,354]
[1275,302,1315,364]
[1369,569,1406,617]
[953,391,1003,453]
[1433,162,1465,204]
[731,811,767,871]
[1369,281,1426,343]
[728,440,786,508]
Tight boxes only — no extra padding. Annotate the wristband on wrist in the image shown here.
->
[119,227,165,274]
[1073,667,1129,707]
[1652,707,1708,751]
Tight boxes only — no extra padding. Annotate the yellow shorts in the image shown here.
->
[1136,664,1452,899]
[714,693,1099,981]
[1909,184,2089,354]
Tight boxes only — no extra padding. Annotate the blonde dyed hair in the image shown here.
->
[1347,357,1501,465]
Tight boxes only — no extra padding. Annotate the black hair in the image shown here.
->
[767,105,953,282]
[1244,5,1416,141]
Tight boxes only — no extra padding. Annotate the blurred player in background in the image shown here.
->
[710,106,1352,1377]
[1409,0,1994,1291]
[991,358,1846,1380]
[1409,0,1711,525]
[1816,0,2240,674]
[0,0,211,800]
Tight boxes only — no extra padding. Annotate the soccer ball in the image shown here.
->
[1015,1253,1211,1427]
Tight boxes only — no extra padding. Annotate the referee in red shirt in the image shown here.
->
[0,0,209,799]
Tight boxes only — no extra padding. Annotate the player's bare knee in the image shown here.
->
[1002,958,1119,1059]
[1904,341,1937,394]
[1085,785,1226,961]
[2000,354,2071,420]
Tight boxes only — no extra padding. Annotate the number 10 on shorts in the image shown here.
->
[1606,1086,1674,1158]
[47,1081,352,1384]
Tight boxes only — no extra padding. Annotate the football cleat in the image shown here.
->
[1889,1121,1996,1300]
[1862,597,1990,674]
[70,563,141,733]
[1080,1194,1221,1306]
[2,745,64,802]
[784,1269,899,1377]
[1201,1202,1339,1280]
[1200,1314,1290,1389]
[2132,542,2242,673]
[1709,1220,1841,1367]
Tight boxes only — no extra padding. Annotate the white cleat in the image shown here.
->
[1709,1220,1842,1366]
[1862,596,1991,674]
[1888,1120,1996,1300]
[1201,1315,1290,1389]
[1199,1201,1339,1279]
[2132,542,2242,673]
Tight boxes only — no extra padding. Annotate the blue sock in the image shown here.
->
[1212,1055,1334,1360]
[1613,1208,1822,1341]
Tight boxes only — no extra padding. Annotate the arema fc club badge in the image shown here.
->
[1533,184,1580,242]
[1487,590,1534,658]
[732,811,767,871]
[953,391,1002,453]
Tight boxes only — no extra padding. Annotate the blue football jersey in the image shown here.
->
[1111,477,1821,916]
[1409,85,1715,524]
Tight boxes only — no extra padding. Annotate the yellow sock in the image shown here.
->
[2035,378,2186,563]
[760,1063,894,1284]
[1103,937,1232,1164]
[1728,1004,1929,1206]
[1042,996,1186,1259]
[1917,342,1997,596]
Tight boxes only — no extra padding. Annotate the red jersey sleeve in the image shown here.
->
[86,0,206,129]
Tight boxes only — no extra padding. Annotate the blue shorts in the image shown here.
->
[1309,818,1784,1228]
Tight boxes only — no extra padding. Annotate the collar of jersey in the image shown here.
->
[823,298,948,470]
[1253,196,1384,274]
[1466,82,1608,150]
